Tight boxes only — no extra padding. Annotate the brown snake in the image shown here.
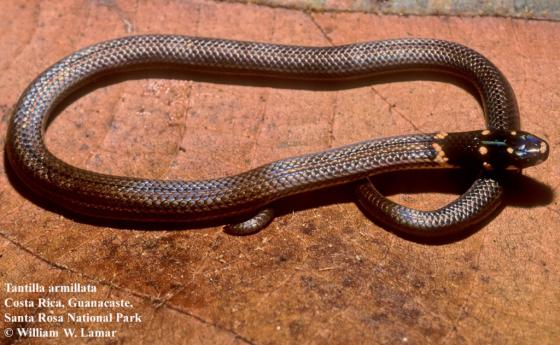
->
[5,36,549,235]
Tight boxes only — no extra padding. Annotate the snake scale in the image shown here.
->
[5,36,549,236]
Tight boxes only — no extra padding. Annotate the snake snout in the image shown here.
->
[509,131,549,168]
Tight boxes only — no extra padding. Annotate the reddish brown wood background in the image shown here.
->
[0,1,558,344]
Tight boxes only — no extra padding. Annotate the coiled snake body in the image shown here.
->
[6,36,549,235]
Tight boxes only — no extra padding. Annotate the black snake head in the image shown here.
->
[440,130,549,171]
[477,130,549,170]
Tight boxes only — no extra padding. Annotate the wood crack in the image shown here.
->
[370,87,421,132]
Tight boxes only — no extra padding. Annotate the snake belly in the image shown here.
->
[5,36,520,233]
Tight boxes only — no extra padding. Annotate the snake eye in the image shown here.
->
[513,134,542,157]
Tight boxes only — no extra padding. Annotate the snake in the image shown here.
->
[5,35,549,236]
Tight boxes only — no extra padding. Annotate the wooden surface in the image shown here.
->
[228,0,560,20]
[0,1,558,344]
